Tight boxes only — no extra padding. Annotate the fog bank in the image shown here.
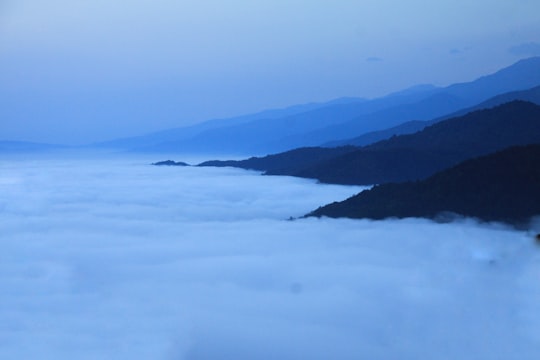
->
[0,157,539,359]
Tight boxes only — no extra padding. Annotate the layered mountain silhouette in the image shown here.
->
[91,97,366,151]
[324,85,540,147]
[200,146,358,174]
[104,89,438,155]
[199,101,540,185]
[96,57,540,155]
[307,144,540,225]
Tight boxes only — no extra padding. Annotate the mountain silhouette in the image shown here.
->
[307,144,540,226]
[324,85,540,148]
[97,57,540,155]
[199,146,358,173]
[91,98,364,151]
[199,101,540,185]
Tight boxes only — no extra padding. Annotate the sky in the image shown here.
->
[1,0,540,144]
[1,156,539,359]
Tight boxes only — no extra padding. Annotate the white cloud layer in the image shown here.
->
[0,157,539,359]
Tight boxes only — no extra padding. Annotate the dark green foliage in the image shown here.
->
[308,144,540,225]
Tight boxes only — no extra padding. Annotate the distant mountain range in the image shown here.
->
[91,97,367,152]
[5,56,539,226]
[95,57,540,155]
[323,84,540,147]
[307,144,540,226]
[199,101,540,185]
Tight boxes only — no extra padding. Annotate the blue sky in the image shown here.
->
[1,0,540,144]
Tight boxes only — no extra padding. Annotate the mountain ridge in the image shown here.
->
[94,57,540,155]
[198,101,540,186]
[324,85,540,147]
[307,144,540,226]
[296,101,540,185]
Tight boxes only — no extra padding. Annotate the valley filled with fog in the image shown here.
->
[1,156,539,359]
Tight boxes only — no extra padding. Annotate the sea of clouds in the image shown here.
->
[1,156,539,359]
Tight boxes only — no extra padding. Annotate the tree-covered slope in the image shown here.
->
[296,101,540,184]
[199,101,540,185]
[198,146,358,174]
[307,144,540,225]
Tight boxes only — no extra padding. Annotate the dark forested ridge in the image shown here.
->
[307,144,540,225]
[364,100,540,154]
[297,100,540,185]
[152,160,189,166]
[200,101,540,185]
[198,146,358,174]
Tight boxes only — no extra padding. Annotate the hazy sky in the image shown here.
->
[1,0,540,144]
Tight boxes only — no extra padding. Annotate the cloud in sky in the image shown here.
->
[1,156,539,359]
[1,0,540,143]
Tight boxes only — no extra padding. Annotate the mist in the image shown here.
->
[1,157,539,359]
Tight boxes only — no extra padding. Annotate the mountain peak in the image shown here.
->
[443,56,540,103]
